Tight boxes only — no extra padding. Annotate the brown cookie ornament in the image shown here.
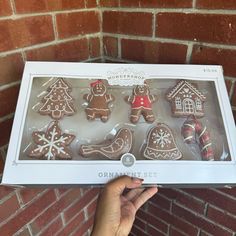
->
[143,123,182,160]
[28,121,75,160]
[83,80,115,122]
[124,83,158,124]
[79,128,133,160]
[166,80,206,117]
[39,78,76,120]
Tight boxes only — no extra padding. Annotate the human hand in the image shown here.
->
[91,175,158,236]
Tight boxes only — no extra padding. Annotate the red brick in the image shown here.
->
[103,11,153,36]
[169,227,186,236]
[0,186,14,201]
[121,39,187,63]
[183,189,236,215]
[231,83,236,106]
[137,209,169,234]
[172,203,232,236]
[85,0,98,8]
[40,216,63,236]
[89,37,100,58]
[103,36,118,57]
[0,16,54,53]
[160,189,205,214]
[0,0,12,16]
[26,39,89,61]
[56,211,85,236]
[156,13,236,45]
[0,194,20,223]
[0,85,20,118]
[191,45,236,77]
[71,215,94,236]
[14,0,85,13]
[197,0,236,9]
[148,203,198,235]
[120,0,192,8]
[0,54,24,86]
[207,205,236,232]
[57,11,100,39]
[150,193,171,211]
[64,188,99,222]
[19,188,45,205]
[0,118,13,146]
[30,189,81,234]
[99,0,119,7]
[0,190,56,236]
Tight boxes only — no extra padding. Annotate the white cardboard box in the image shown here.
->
[2,62,236,187]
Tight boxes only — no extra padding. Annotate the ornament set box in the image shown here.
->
[2,62,236,187]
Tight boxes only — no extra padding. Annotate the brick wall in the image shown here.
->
[0,0,101,235]
[0,0,236,235]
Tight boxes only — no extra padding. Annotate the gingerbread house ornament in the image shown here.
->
[166,80,206,117]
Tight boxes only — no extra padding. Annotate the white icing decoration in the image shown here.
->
[152,129,171,148]
[33,125,70,160]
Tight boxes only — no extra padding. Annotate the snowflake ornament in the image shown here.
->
[29,121,75,160]
[152,128,172,148]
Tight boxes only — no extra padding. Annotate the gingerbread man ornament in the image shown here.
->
[125,83,158,123]
[83,80,115,122]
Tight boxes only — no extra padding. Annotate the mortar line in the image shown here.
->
[0,80,21,91]
[100,7,236,14]
[186,42,194,63]
[102,32,236,50]
[0,113,15,123]
[21,51,27,62]
[118,37,122,59]
[9,0,16,15]
[52,13,59,40]
[229,80,235,100]
[152,11,156,38]
[192,0,197,8]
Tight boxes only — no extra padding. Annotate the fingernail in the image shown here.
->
[132,177,144,184]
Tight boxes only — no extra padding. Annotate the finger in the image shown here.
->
[133,187,158,210]
[105,175,143,197]
[124,188,145,201]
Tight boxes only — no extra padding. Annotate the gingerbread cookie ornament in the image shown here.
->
[166,80,206,117]
[39,78,76,120]
[143,123,182,160]
[83,80,115,122]
[125,84,158,124]
[79,128,133,160]
[28,121,75,160]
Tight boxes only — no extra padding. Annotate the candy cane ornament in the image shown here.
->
[181,117,214,161]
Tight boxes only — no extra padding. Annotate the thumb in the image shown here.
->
[105,175,143,197]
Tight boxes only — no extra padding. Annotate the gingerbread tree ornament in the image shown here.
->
[28,121,75,160]
[39,78,76,120]
[143,123,182,160]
